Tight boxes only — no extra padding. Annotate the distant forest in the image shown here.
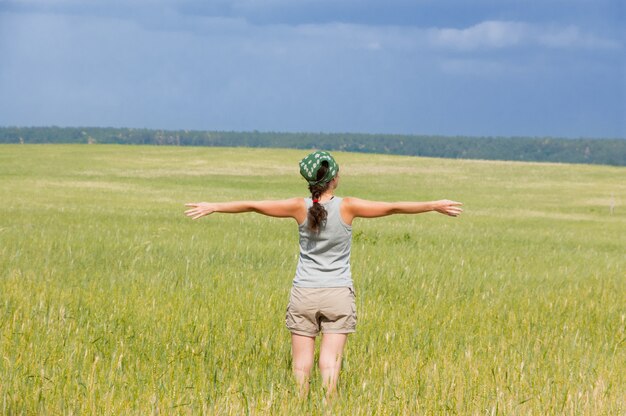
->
[1,126,625,166]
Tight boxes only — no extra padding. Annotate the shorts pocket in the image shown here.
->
[348,287,357,328]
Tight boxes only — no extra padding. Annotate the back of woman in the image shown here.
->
[294,196,352,288]
[185,150,462,398]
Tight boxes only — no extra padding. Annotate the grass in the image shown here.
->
[0,144,625,414]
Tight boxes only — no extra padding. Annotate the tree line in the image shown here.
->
[1,126,624,166]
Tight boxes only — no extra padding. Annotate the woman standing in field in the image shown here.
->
[184,151,462,397]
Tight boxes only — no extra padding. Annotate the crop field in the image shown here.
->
[0,144,625,415]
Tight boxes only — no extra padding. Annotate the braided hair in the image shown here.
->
[307,162,331,233]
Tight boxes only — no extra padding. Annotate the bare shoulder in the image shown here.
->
[340,196,370,224]
[248,197,307,221]
[341,196,366,206]
[288,197,307,223]
[283,197,306,206]
[341,197,366,211]
[340,196,396,220]
[340,196,356,211]
[279,197,307,215]
[341,196,384,208]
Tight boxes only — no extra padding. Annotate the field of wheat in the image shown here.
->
[0,144,624,414]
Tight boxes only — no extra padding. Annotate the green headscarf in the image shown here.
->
[299,151,339,186]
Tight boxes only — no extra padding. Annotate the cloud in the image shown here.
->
[428,20,621,51]
[429,21,527,50]
[5,0,621,31]
[0,4,623,137]
[1,0,621,52]
[536,25,620,49]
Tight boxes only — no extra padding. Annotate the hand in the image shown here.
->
[433,200,463,217]
[184,202,217,220]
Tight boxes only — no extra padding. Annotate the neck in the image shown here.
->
[319,191,335,202]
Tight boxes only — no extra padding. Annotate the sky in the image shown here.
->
[0,0,624,138]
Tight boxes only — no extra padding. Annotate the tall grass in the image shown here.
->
[1,144,624,414]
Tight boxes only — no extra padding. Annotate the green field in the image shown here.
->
[1,144,624,415]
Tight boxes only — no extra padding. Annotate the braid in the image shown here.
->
[307,163,331,233]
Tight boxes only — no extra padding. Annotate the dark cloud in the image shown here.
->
[0,1,623,137]
[2,0,624,28]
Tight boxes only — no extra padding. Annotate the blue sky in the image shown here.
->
[0,0,624,138]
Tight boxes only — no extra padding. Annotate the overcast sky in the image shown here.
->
[0,0,624,138]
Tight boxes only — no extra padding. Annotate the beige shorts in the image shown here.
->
[285,286,357,337]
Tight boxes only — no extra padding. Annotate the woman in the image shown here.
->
[184,150,462,397]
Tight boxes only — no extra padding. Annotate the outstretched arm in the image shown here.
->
[342,197,462,223]
[185,198,306,221]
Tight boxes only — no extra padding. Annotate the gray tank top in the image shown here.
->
[293,196,353,288]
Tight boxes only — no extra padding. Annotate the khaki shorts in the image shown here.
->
[285,286,357,337]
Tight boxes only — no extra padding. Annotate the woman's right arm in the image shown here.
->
[342,197,463,223]
[185,198,307,222]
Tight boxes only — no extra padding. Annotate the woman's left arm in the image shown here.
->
[185,198,306,221]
